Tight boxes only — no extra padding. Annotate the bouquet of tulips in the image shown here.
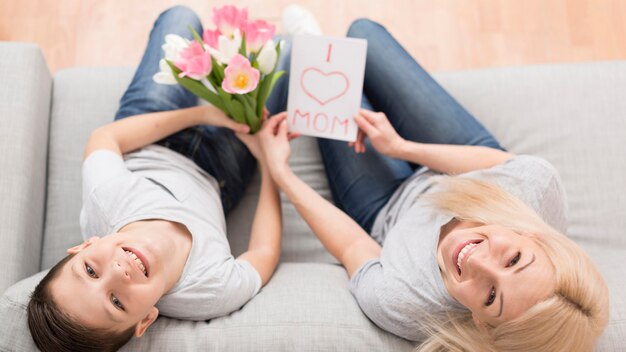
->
[153,5,284,133]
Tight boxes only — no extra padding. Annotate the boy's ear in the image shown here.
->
[66,236,100,254]
[134,307,159,337]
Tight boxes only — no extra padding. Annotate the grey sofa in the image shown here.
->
[0,42,624,351]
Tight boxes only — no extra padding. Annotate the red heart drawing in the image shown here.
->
[300,67,350,106]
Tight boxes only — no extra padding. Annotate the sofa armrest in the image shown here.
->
[0,42,51,293]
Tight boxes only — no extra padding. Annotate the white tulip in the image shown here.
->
[162,34,189,61]
[256,39,277,74]
[153,59,177,85]
[207,30,242,64]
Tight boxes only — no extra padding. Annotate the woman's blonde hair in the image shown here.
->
[417,177,609,352]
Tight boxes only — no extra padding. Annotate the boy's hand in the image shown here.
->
[200,104,250,133]
[235,107,271,162]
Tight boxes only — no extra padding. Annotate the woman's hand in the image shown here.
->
[199,104,250,133]
[237,110,299,169]
[350,109,406,158]
[257,112,299,180]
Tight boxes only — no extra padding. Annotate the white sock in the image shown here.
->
[282,4,323,35]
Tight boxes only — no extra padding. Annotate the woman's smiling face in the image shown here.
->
[438,223,556,327]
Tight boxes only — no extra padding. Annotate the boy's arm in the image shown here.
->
[236,163,282,285]
[83,105,249,160]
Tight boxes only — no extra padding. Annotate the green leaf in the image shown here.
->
[239,32,247,57]
[234,94,260,133]
[206,74,220,91]
[274,41,282,71]
[211,56,224,82]
[243,103,261,133]
[249,52,258,65]
[230,99,246,126]
[166,60,226,111]
[255,74,273,117]
[256,70,285,117]
[188,25,204,47]
[217,88,245,124]
[251,82,259,100]
[253,41,285,116]
[265,40,282,74]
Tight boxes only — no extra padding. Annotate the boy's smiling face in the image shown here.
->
[50,224,191,336]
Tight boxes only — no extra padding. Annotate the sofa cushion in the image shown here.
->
[583,244,626,351]
[41,68,133,268]
[0,43,51,293]
[434,61,626,247]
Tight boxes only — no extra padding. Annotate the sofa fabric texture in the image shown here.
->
[0,42,624,351]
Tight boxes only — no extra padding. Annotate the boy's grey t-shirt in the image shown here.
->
[80,145,261,321]
[350,155,567,341]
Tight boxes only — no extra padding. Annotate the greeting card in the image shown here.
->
[287,35,367,141]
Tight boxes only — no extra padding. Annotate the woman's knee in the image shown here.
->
[346,18,385,38]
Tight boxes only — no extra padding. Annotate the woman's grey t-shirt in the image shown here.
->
[350,155,567,341]
[80,145,261,321]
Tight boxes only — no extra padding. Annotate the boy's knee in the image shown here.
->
[347,18,382,38]
[158,5,201,27]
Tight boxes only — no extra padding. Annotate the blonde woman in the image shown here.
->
[256,18,609,351]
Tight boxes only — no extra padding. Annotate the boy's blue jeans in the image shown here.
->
[115,7,501,227]
[114,6,290,215]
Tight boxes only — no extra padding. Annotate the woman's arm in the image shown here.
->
[352,109,514,174]
[392,142,513,175]
[83,104,249,160]
[259,113,381,277]
[274,169,381,276]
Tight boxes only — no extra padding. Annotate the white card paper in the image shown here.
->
[286,35,367,142]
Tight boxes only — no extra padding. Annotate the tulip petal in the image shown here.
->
[256,40,277,74]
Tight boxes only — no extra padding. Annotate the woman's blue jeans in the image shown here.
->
[114,6,291,215]
[318,19,503,232]
[114,7,501,228]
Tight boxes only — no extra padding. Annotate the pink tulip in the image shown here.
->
[174,41,212,80]
[222,54,260,94]
[241,19,276,53]
[212,5,248,38]
[203,28,221,49]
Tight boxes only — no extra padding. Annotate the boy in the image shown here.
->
[27,6,287,352]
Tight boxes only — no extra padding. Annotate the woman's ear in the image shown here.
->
[134,307,159,337]
[66,236,100,254]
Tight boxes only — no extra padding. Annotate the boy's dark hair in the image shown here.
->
[27,254,136,352]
